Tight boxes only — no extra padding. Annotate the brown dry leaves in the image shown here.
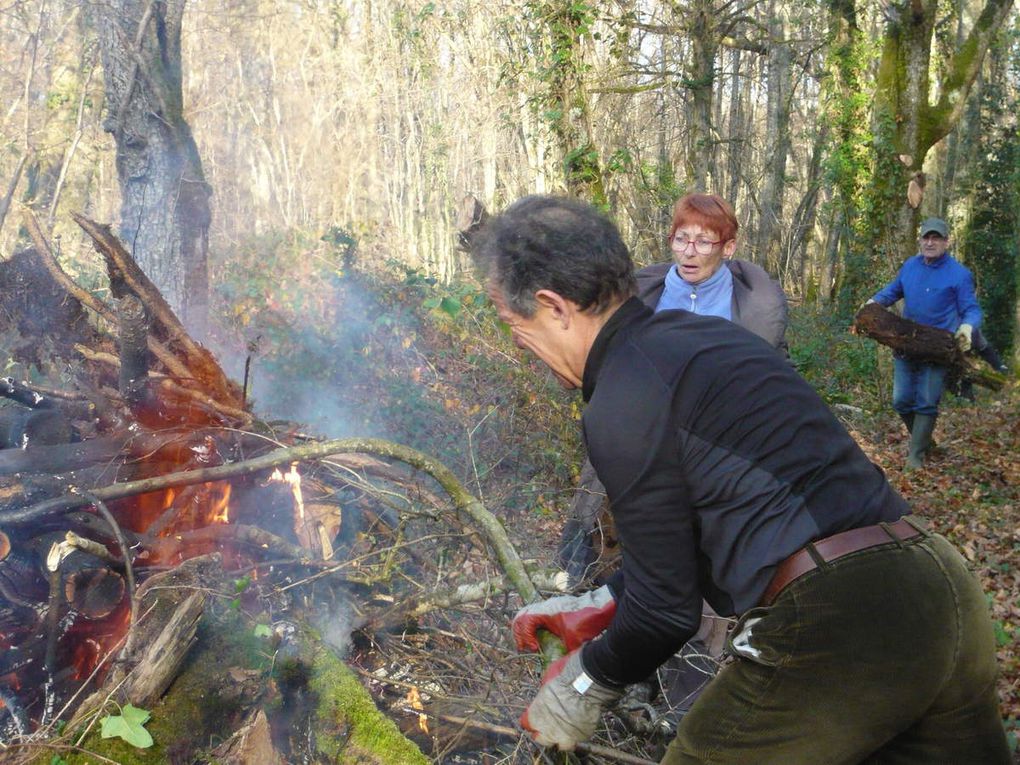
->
[854,386,1020,722]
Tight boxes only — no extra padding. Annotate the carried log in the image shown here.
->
[853,303,1005,391]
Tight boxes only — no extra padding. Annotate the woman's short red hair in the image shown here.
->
[668,193,738,243]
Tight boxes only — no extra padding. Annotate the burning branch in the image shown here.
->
[6,438,539,602]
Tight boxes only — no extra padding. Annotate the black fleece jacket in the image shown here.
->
[579,298,908,687]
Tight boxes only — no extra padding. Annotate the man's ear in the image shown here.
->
[534,289,574,328]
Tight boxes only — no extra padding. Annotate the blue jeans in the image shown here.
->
[892,357,947,416]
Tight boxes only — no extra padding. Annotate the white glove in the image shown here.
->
[955,324,973,352]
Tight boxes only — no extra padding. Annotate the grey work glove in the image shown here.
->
[520,648,624,750]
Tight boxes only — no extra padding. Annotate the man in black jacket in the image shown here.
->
[476,195,1009,764]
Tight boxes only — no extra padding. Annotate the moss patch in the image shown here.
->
[56,609,272,764]
[308,646,429,765]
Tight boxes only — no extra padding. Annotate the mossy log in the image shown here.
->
[5,567,431,765]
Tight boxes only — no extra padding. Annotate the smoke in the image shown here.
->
[311,597,362,658]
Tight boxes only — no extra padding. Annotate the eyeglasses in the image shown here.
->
[672,233,722,255]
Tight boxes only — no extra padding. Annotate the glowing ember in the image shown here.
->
[405,686,428,733]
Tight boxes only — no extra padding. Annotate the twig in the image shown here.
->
[399,708,659,765]
[80,493,138,657]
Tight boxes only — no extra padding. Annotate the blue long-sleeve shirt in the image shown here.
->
[871,253,981,332]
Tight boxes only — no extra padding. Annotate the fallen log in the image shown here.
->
[70,553,221,724]
[853,303,1005,390]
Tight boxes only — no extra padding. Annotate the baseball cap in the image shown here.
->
[919,217,949,238]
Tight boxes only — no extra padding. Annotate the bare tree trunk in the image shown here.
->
[684,0,718,191]
[725,49,744,204]
[89,0,211,337]
[871,0,1014,270]
[756,0,792,274]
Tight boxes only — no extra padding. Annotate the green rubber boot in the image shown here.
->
[905,414,936,471]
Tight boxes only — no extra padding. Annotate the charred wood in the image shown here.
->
[22,209,197,385]
[75,344,252,425]
[117,295,153,415]
[0,408,74,450]
[0,430,194,479]
[0,248,100,368]
[71,213,242,405]
[64,568,125,620]
[0,543,49,604]
[0,378,58,409]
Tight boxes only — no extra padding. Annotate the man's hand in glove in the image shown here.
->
[520,649,623,750]
[513,585,616,653]
[955,323,973,352]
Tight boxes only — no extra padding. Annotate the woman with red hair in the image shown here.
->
[637,193,788,351]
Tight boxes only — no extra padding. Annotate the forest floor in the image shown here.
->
[848,386,1020,735]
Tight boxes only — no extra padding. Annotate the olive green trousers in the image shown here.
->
[662,531,1011,764]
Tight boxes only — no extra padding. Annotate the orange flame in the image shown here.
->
[405,686,428,733]
[208,482,232,524]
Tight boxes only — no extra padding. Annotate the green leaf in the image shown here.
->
[439,297,462,318]
[101,704,154,749]
[253,623,273,638]
[234,575,251,593]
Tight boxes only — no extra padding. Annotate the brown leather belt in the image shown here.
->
[760,517,924,606]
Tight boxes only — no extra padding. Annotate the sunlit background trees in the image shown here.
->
[1,0,1018,352]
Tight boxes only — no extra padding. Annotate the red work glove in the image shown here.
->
[512,585,616,653]
[520,649,623,750]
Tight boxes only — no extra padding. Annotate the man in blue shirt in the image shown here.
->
[869,217,982,470]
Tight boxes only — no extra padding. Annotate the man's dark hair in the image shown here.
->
[475,195,636,317]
